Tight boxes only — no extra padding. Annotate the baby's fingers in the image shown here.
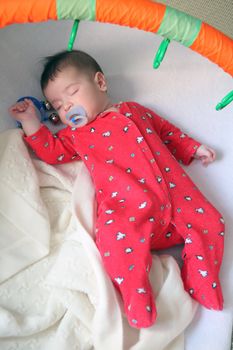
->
[8,104,21,114]
[201,158,209,167]
[12,101,27,112]
[24,98,34,107]
[201,155,214,167]
[208,147,216,161]
[10,99,33,113]
[17,102,27,112]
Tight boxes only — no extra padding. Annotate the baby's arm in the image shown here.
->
[24,125,81,164]
[131,102,216,166]
[130,102,201,165]
[157,117,202,165]
[158,118,217,166]
[9,99,81,165]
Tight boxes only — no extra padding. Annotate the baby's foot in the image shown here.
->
[181,256,223,310]
[124,282,157,328]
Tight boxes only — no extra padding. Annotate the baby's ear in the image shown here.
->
[95,72,107,92]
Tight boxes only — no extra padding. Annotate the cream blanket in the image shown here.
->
[0,129,197,350]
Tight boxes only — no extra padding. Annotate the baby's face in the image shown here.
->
[44,65,107,127]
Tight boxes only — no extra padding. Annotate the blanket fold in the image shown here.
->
[0,129,50,283]
[0,129,197,350]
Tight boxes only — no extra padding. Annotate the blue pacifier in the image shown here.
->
[66,106,88,127]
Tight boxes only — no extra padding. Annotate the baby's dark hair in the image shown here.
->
[40,50,103,91]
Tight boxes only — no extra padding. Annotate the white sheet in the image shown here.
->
[0,128,197,350]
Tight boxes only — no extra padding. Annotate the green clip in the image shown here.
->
[216,90,233,111]
[153,38,170,69]
[67,19,80,51]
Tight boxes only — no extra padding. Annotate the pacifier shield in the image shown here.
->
[66,106,88,127]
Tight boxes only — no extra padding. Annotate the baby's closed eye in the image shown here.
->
[70,89,79,95]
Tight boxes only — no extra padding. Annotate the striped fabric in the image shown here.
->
[0,0,232,76]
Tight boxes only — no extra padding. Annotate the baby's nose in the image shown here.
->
[65,102,73,111]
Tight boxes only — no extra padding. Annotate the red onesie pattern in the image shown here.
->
[25,101,225,328]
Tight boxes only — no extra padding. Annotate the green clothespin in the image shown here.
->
[67,19,80,51]
[216,90,233,110]
[153,38,170,69]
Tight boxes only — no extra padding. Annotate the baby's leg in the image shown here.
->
[95,213,156,329]
[173,192,225,310]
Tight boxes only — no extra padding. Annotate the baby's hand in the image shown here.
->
[9,99,38,123]
[194,144,216,167]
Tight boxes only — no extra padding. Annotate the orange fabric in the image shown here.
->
[0,0,57,28]
[96,0,166,33]
[191,23,233,76]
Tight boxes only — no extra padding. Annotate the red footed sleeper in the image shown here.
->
[25,101,225,328]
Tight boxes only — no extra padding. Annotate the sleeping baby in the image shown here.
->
[9,49,225,329]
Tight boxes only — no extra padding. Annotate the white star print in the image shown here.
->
[196,255,204,260]
[111,192,118,198]
[136,136,144,144]
[139,201,147,209]
[125,112,132,117]
[137,288,146,294]
[102,131,111,137]
[198,269,208,277]
[105,219,114,225]
[116,232,126,240]
[115,277,124,285]
[106,159,114,164]
[195,208,205,214]
[157,176,162,183]
[125,247,133,254]
[105,209,114,214]
[169,182,176,189]
[57,154,65,161]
